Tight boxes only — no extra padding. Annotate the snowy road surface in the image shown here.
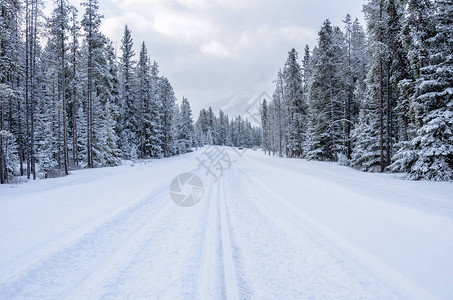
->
[1,148,453,299]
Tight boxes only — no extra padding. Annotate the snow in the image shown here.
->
[1,148,452,299]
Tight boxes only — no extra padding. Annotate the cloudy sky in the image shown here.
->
[52,0,365,118]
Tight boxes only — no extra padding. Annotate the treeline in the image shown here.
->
[195,107,262,148]
[261,0,452,181]
[0,0,258,184]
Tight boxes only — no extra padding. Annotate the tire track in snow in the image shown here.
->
[236,164,435,300]
[65,197,174,299]
[199,177,223,299]
[0,166,199,299]
[70,175,214,299]
[219,174,240,300]
[199,173,242,300]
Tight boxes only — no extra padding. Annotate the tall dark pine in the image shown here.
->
[352,0,390,172]
[0,0,20,183]
[119,25,137,159]
[159,77,175,158]
[283,48,306,158]
[81,0,102,168]
[53,0,70,175]
[306,20,345,161]
[343,14,354,158]
[260,99,270,155]
[392,0,453,180]
[272,69,285,157]
[24,0,40,179]
[69,6,80,166]
[178,97,194,153]
[136,41,150,158]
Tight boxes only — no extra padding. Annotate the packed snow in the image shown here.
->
[0,147,452,299]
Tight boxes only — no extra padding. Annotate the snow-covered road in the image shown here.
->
[1,148,452,299]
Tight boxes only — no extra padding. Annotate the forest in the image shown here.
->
[261,0,452,181]
[1,0,452,183]
[0,0,261,183]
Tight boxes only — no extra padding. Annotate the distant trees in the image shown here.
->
[194,108,261,149]
[263,0,452,181]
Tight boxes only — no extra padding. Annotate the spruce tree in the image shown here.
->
[260,99,270,154]
[283,48,306,158]
[81,0,102,168]
[392,0,453,180]
[159,77,175,157]
[178,97,194,153]
[305,20,345,161]
[119,25,138,159]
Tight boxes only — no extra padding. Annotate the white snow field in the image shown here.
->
[1,147,452,299]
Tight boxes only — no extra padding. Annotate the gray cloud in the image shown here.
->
[66,0,365,118]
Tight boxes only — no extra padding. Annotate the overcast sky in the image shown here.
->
[50,0,365,118]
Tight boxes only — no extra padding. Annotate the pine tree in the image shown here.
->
[353,0,389,172]
[92,39,122,166]
[392,0,453,180]
[305,20,345,161]
[119,25,138,159]
[68,6,81,167]
[351,18,368,125]
[0,0,21,183]
[283,48,306,158]
[351,101,382,171]
[136,41,151,158]
[206,107,217,145]
[145,61,163,158]
[98,99,121,166]
[48,0,70,175]
[178,97,194,153]
[24,0,41,179]
[195,108,208,146]
[260,99,270,154]
[81,0,102,168]
[389,0,435,173]
[271,69,286,157]
[159,77,175,157]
